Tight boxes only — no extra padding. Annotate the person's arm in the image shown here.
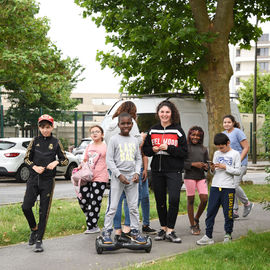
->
[47,140,68,170]
[142,154,148,181]
[142,131,155,157]
[106,138,121,177]
[240,139,249,161]
[225,152,241,176]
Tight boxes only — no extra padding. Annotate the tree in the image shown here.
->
[0,0,84,130]
[75,0,270,155]
[238,72,270,115]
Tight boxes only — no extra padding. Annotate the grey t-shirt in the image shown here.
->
[106,133,142,178]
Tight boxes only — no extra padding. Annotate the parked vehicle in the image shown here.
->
[0,137,79,182]
[72,137,92,163]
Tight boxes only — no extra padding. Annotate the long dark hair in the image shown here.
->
[156,100,180,125]
[223,114,240,128]
[112,101,137,120]
[187,126,204,145]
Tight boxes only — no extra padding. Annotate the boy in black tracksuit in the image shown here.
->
[22,114,68,252]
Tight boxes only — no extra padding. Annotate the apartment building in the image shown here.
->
[230,29,270,96]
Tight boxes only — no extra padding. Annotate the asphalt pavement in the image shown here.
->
[0,203,269,270]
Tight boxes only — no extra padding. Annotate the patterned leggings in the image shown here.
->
[78,181,106,230]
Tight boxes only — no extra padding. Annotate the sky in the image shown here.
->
[38,0,121,94]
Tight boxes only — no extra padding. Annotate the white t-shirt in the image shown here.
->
[212,148,241,189]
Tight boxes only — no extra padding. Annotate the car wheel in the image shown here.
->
[16,165,31,183]
[65,162,78,180]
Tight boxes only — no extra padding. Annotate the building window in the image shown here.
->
[257,48,269,56]
[259,62,269,72]
[258,33,269,42]
[236,49,241,57]
[236,63,240,71]
[236,77,240,85]
[72,98,83,104]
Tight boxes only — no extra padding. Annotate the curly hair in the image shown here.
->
[112,101,137,120]
[187,126,204,145]
[156,100,180,125]
[223,114,240,128]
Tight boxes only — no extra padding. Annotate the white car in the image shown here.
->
[72,137,92,163]
[0,137,79,182]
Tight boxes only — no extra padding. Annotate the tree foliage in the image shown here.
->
[238,72,270,115]
[75,0,270,155]
[0,0,84,128]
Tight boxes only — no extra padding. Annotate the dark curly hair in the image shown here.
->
[112,101,137,120]
[156,100,180,125]
[187,126,204,145]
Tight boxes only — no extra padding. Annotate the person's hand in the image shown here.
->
[192,162,205,169]
[118,174,129,185]
[159,144,168,151]
[132,173,139,183]
[202,163,209,170]
[214,163,226,170]
[142,169,147,182]
[46,160,59,170]
[33,165,45,174]
[153,146,160,153]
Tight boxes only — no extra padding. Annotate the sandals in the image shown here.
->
[190,218,201,235]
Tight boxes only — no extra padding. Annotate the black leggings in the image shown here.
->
[78,181,106,230]
[22,174,55,241]
[151,171,183,229]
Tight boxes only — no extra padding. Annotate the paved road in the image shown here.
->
[0,171,268,205]
[0,203,269,270]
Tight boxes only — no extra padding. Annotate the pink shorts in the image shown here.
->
[184,179,208,196]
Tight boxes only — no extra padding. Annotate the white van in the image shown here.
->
[101,96,241,149]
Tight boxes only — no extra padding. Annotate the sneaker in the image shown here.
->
[233,211,239,219]
[28,230,38,245]
[224,234,232,243]
[102,230,113,244]
[142,225,157,235]
[34,240,44,252]
[196,235,214,246]
[84,226,100,234]
[154,229,166,241]
[130,229,147,244]
[165,231,182,243]
[190,225,200,235]
[243,202,254,217]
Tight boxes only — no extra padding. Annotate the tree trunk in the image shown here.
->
[198,41,232,157]
[189,0,235,157]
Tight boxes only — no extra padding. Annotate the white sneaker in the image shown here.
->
[223,234,232,243]
[196,235,214,246]
[84,227,100,234]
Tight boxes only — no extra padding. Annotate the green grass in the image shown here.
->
[131,231,270,270]
[0,184,270,247]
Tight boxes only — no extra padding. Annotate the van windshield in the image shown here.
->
[137,113,157,133]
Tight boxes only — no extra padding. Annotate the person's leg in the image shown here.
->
[103,174,124,232]
[234,166,249,212]
[21,175,39,232]
[140,176,150,226]
[205,187,221,239]
[166,172,182,231]
[113,191,125,233]
[86,182,106,230]
[195,179,208,224]
[222,188,235,237]
[184,179,196,227]
[36,178,55,241]
[151,172,167,229]
[122,196,131,233]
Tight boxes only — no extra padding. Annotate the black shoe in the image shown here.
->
[142,225,157,235]
[28,230,38,246]
[154,229,166,241]
[34,240,44,252]
[166,231,182,243]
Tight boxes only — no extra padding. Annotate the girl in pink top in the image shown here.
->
[78,125,109,234]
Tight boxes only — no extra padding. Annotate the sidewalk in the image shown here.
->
[1,203,270,270]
